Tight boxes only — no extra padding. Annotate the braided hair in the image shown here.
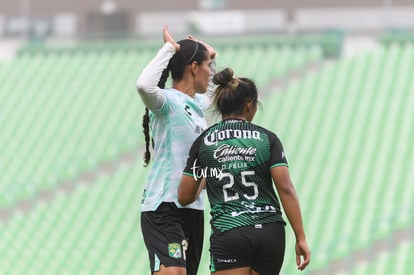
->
[142,68,169,166]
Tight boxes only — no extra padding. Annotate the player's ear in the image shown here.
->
[245,100,257,122]
[191,61,197,76]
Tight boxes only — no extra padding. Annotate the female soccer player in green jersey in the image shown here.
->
[178,68,311,275]
[136,25,217,275]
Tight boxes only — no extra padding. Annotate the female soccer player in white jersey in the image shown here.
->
[136,25,216,275]
[178,68,311,275]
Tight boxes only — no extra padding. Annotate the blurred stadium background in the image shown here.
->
[0,0,413,274]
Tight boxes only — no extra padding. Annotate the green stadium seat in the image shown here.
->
[0,39,412,275]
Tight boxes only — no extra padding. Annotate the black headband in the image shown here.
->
[185,40,199,64]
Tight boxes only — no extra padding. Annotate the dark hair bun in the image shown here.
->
[213,68,234,86]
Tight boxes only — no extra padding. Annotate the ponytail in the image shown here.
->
[213,68,258,117]
[142,67,170,166]
[142,107,151,166]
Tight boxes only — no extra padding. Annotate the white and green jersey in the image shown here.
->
[136,42,216,212]
[142,89,209,211]
[183,119,288,232]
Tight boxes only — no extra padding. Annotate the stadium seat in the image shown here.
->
[1,39,412,275]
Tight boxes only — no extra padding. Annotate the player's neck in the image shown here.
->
[173,82,195,98]
[222,115,247,121]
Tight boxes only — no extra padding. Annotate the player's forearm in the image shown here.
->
[178,175,200,206]
[278,186,307,241]
[136,42,175,109]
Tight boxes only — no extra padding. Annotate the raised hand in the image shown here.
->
[163,25,180,52]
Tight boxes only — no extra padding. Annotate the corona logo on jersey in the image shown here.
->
[203,129,262,145]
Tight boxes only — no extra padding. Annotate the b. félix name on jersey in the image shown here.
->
[204,129,262,145]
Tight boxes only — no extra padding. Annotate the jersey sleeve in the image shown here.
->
[183,135,203,178]
[269,133,288,169]
[136,42,176,110]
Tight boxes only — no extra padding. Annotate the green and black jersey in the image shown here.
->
[183,119,288,232]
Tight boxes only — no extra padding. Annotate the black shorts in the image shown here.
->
[210,222,286,275]
[141,202,204,275]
